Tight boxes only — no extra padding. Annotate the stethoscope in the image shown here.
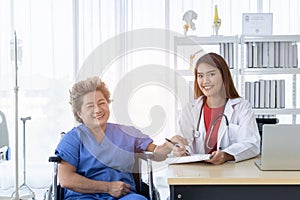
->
[193,100,229,150]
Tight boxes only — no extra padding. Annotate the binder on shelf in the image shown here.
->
[292,43,298,68]
[274,42,279,67]
[228,43,234,69]
[249,82,255,107]
[257,42,263,68]
[280,80,285,108]
[285,42,290,67]
[279,42,285,67]
[264,80,270,108]
[254,81,260,108]
[262,42,269,68]
[245,82,251,103]
[224,43,229,67]
[220,43,225,59]
[275,79,281,108]
[247,42,253,68]
[259,79,265,108]
[268,42,275,68]
[288,42,293,68]
[270,80,276,108]
[253,43,258,68]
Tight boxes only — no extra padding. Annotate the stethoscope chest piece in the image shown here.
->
[194,130,200,138]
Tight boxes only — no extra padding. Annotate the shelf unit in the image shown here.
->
[174,34,300,124]
[240,35,300,124]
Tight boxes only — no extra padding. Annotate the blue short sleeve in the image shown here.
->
[133,128,153,151]
[55,128,80,168]
[114,124,153,152]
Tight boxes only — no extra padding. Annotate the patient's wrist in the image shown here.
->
[106,182,111,193]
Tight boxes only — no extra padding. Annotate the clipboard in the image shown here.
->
[166,154,211,164]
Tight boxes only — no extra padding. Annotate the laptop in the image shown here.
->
[255,124,300,171]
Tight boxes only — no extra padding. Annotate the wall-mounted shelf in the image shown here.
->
[253,108,300,115]
[242,67,300,75]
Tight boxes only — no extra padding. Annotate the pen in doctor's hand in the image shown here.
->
[165,138,190,156]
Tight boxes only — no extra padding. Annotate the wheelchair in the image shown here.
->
[44,133,160,200]
[0,110,10,163]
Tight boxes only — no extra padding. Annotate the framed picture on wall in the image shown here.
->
[242,13,273,35]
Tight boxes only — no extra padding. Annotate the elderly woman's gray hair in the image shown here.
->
[69,76,111,123]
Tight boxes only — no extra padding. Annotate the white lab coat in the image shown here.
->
[178,96,261,162]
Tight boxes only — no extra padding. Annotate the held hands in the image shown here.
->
[107,181,131,198]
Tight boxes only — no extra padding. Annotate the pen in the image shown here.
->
[165,138,190,156]
[165,138,180,147]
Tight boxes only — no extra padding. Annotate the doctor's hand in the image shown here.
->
[205,151,235,165]
[168,135,189,157]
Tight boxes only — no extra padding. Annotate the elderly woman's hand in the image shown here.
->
[107,181,131,198]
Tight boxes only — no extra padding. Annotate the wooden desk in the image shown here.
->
[167,157,300,200]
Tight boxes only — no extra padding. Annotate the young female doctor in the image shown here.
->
[172,52,260,165]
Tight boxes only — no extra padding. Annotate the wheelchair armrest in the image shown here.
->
[143,151,154,200]
[141,151,154,160]
[135,151,160,200]
[48,156,63,200]
[49,156,61,163]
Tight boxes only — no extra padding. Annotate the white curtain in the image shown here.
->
[1,0,300,198]
[0,0,74,196]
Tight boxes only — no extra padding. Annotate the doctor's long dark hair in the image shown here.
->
[193,52,240,99]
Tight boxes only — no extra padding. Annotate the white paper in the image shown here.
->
[165,154,211,164]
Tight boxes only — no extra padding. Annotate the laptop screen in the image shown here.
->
[258,124,300,170]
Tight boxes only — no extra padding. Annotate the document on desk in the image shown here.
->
[165,154,211,164]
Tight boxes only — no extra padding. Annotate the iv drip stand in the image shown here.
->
[13,30,20,200]
[11,31,35,200]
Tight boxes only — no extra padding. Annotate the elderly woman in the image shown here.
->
[55,76,173,199]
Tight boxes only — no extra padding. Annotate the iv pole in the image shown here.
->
[11,31,35,200]
[13,30,20,200]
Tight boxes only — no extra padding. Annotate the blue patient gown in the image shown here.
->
[55,123,153,200]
